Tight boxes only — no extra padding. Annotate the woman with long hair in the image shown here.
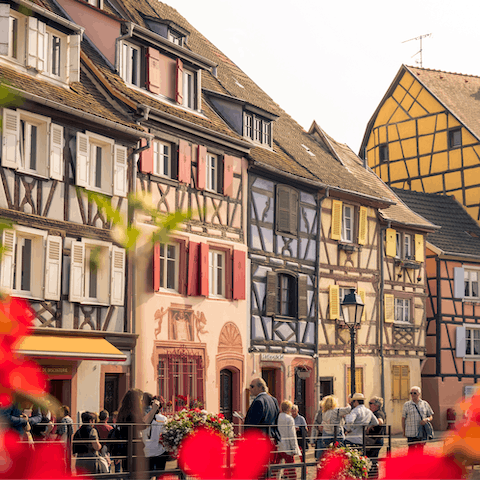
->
[318,396,351,459]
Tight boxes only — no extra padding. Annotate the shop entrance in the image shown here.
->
[219,369,233,421]
[262,368,277,399]
[50,379,71,408]
[104,374,120,415]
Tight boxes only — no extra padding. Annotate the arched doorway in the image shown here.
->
[220,369,233,421]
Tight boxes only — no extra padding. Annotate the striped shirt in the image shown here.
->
[402,399,434,438]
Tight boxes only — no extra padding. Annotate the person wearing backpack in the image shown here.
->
[72,411,103,474]
[142,399,168,478]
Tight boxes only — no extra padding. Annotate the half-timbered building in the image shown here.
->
[394,188,480,430]
[309,125,435,432]
[0,0,149,417]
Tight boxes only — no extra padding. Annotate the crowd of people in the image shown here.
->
[244,377,435,478]
[0,381,434,478]
[0,389,170,477]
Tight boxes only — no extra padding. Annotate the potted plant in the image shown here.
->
[317,442,371,479]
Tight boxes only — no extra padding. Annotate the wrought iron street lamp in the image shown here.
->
[341,288,365,396]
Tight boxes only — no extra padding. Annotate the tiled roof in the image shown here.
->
[0,64,142,131]
[97,0,389,199]
[322,131,435,229]
[406,65,480,141]
[393,188,480,258]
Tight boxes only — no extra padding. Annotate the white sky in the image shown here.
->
[167,0,480,154]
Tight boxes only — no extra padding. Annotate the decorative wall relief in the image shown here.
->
[161,303,209,342]
[154,307,167,337]
[193,311,208,342]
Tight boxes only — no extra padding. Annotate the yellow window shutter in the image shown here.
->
[358,288,366,321]
[384,294,394,322]
[331,200,342,240]
[329,285,340,319]
[392,365,400,399]
[415,234,424,263]
[358,206,368,245]
[400,365,410,399]
[385,228,396,257]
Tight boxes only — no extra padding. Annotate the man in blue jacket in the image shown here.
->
[244,377,280,443]
[0,401,42,435]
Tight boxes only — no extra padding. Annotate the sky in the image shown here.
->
[166,0,480,154]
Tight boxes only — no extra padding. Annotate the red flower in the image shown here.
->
[316,451,348,480]
[379,449,465,479]
[0,429,86,479]
[218,413,225,419]
[178,427,271,479]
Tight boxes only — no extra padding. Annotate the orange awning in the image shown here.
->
[16,335,127,362]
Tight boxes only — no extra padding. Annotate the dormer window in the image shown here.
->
[121,43,141,87]
[244,113,272,147]
[1,7,81,84]
[168,30,183,46]
[86,0,103,8]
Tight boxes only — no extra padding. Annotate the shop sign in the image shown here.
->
[260,353,284,361]
[41,366,72,376]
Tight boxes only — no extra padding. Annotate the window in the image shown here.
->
[76,131,127,197]
[48,33,62,77]
[153,140,171,177]
[391,365,410,400]
[396,232,414,259]
[1,108,60,178]
[276,185,298,236]
[243,113,272,146]
[157,352,204,406]
[342,204,353,242]
[206,153,219,192]
[183,69,195,109]
[69,240,125,305]
[395,298,410,323]
[346,367,364,397]
[158,243,178,291]
[465,270,479,299]
[8,16,19,59]
[121,43,141,87]
[277,274,296,317]
[209,250,225,297]
[168,30,182,46]
[0,228,62,301]
[449,128,462,149]
[466,328,480,356]
[379,144,389,163]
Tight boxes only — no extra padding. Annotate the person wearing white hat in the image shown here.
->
[344,393,378,448]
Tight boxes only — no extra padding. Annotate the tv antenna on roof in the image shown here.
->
[402,33,432,67]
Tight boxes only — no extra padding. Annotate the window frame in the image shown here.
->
[182,68,196,110]
[121,41,142,87]
[394,297,411,323]
[153,139,172,178]
[464,269,480,300]
[465,326,480,357]
[341,204,354,243]
[243,112,272,146]
[209,249,225,298]
[83,240,111,305]
[379,144,389,163]
[86,132,114,194]
[205,152,219,193]
[448,128,462,149]
[158,242,179,292]
[276,273,296,317]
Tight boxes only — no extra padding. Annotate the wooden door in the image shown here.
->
[104,374,119,416]
[220,369,233,421]
[294,372,306,418]
[262,368,277,399]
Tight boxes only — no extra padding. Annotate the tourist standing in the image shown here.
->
[344,393,378,448]
[366,397,386,478]
[291,405,308,462]
[319,396,351,458]
[276,400,300,480]
[143,399,169,478]
[72,411,103,474]
[402,386,433,453]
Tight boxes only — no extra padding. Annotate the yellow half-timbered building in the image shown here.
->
[361,65,480,226]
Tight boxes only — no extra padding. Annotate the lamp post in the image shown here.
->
[341,288,365,396]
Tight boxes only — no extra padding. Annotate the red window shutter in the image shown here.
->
[187,242,199,296]
[153,242,160,291]
[223,155,234,197]
[178,239,187,295]
[199,242,209,296]
[178,140,191,184]
[176,58,184,104]
[232,250,246,300]
[146,47,161,94]
[197,145,207,190]
[225,249,232,300]
[139,138,154,174]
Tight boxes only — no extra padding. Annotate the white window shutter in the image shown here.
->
[2,108,19,169]
[110,246,125,306]
[456,325,466,358]
[454,267,465,299]
[0,4,9,56]
[27,16,38,69]
[113,144,128,197]
[44,235,62,300]
[69,34,81,83]
[36,21,46,72]
[69,241,84,302]
[0,229,15,290]
[76,132,90,187]
[50,124,64,181]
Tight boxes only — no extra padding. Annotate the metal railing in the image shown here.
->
[16,421,440,479]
